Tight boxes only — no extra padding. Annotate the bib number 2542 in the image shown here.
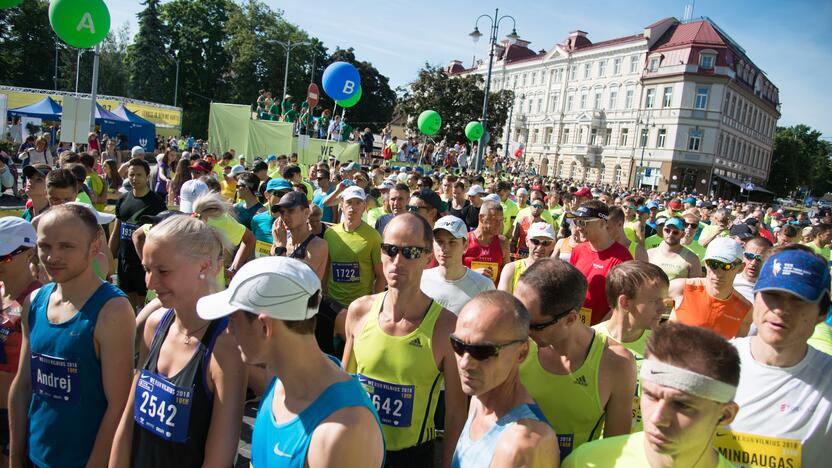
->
[134,369,193,443]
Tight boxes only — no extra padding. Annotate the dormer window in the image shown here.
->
[700,54,714,69]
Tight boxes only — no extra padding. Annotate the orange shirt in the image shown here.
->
[674,280,752,339]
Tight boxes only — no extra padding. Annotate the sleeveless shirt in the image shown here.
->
[520,331,608,460]
[351,293,444,450]
[510,259,531,294]
[648,247,692,280]
[463,231,504,283]
[674,280,751,339]
[28,282,125,468]
[131,309,228,467]
[452,403,549,468]
[593,321,650,432]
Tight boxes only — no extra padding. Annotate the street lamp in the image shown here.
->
[173,49,180,108]
[469,8,518,172]
[636,114,655,189]
[273,39,311,106]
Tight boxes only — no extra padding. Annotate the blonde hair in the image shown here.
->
[192,192,229,221]
[147,215,224,270]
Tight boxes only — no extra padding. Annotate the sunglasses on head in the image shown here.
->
[743,252,763,262]
[380,243,428,259]
[0,246,30,264]
[705,259,741,271]
[529,238,553,247]
[449,335,525,361]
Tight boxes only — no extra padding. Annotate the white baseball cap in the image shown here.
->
[196,257,321,321]
[516,187,529,196]
[482,193,501,203]
[66,202,116,225]
[131,146,145,157]
[704,237,743,263]
[0,217,36,256]
[179,180,210,214]
[466,184,486,197]
[433,215,467,239]
[342,186,366,202]
[527,222,556,240]
[377,180,395,191]
[229,164,246,176]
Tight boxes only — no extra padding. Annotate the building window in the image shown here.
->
[594,91,602,109]
[521,74,526,86]
[545,127,553,144]
[609,89,618,109]
[640,128,649,147]
[532,129,539,144]
[566,94,574,111]
[580,93,587,109]
[605,130,612,146]
[630,55,638,73]
[662,86,673,107]
[578,127,585,144]
[619,128,629,146]
[598,60,606,77]
[590,128,598,145]
[700,53,715,70]
[569,66,576,80]
[649,56,660,72]
[645,88,656,108]
[531,72,537,85]
[550,93,560,112]
[657,128,667,147]
[625,89,634,108]
[613,58,621,75]
[536,98,542,114]
[730,96,737,118]
[694,86,709,109]
[723,91,731,114]
[583,63,591,79]
[561,128,570,144]
[688,130,702,151]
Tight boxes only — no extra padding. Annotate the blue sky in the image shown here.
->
[108,0,831,137]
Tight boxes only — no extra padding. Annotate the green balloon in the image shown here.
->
[418,110,441,136]
[336,86,362,108]
[0,0,24,9]
[465,121,484,142]
[49,0,111,49]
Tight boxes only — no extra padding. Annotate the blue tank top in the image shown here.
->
[250,363,384,468]
[452,403,549,468]
[27,281,126,468]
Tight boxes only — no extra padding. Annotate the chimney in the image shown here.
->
[567,30,588,48]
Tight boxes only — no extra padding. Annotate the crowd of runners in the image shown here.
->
[0,142,830,468]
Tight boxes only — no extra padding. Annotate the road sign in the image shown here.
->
[306,84,319,108]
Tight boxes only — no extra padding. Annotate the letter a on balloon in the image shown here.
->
[76,12,95,33]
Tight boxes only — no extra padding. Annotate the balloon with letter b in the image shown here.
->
[322,62,361,101]
[336,86,362,108]
[49,0,111,49]
[418,110,442,136]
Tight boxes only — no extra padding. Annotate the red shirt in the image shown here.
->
[463,231,504,284]
[0,280,42,374]
[570,241,632,325]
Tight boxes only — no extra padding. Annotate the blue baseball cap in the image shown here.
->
[265,178,292,193]
[684,197,697,205]
[637,206,650,214]
[664,217,685,231]
[753,250,831,303]
[646,201,660,210]
[266,154,277,162]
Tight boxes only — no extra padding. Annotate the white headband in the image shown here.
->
[640,360,737,403]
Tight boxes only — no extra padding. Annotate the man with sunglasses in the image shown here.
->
[463,201,509,284]
[680,212,706,259]
[451,291,558,467]
[517,258,637,460]
[648,217,702,281]
[343,213,466,468]
[568,201,633,326]
[732,237,772,303]
[312,169,336,223]
[669,237,753,339]
[510,191,553,258]
[500,223,557,294]
[409,188,442,226]
[250,178,292,257]
[716,246,832,467]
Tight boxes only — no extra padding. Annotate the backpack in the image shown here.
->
[383,145,392,160]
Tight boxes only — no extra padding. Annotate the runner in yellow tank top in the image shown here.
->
[498,222,556,293]
[514,259,637,461]
[592,261,670,432]
[647,217,702,281]
[342,214,466,468]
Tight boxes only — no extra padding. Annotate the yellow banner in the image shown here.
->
[715,431,801,468]
[1,88,181,128]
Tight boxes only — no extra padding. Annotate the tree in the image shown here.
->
[396,64,513,148]
[0,0,59,90]
[327,48,396,133]
[770,125,832,197]
[126,0,170,104]
[97,25,131,98]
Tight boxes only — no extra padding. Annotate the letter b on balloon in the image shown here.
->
[49,0,111,49]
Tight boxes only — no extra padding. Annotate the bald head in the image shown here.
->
[457,291,529,342]
[383,212,434,249]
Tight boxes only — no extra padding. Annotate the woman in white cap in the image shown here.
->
[499,222,557,293]
[110,215,245,467]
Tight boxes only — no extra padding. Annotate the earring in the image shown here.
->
[199,273,206,280]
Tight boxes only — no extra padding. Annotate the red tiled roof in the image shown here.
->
[652,20,725,50]
[500,44,539,63]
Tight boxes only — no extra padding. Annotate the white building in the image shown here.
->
[447,16,780,196]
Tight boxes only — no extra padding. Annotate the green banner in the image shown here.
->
[208,103,250,155]
[247,119,293,158]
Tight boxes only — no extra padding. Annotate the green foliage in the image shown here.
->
[0,0,56,89]
[769,124,832,197]
[396,64,513,146]
[126,0,169,104]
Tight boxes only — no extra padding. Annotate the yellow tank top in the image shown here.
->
[352,293,444,450]
[520,331,607,460]
[593,321,650,432]
[510,259,531,293]
[647,247,691,280]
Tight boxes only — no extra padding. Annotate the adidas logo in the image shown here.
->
[408,338,422,348]
[573,376,588,386]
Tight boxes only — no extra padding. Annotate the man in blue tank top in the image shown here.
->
[197,256,385,467]
[9,204,136,467]
[451,291,558,468]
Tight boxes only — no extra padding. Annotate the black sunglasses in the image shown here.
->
[529,306,575,331]
[529,238,554,247]
[685,222,699,228]
[406,204,426,213]
[449,335,525,361]
[0,246,31,264]
[380,243,429,259]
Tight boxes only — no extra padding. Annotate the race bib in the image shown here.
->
[471,261,499,281]
[134,369,193,443]
[254,240,272,258]
[120,222,138,241]
[358,375,414,428]
[557,433,574,460]
[579,307,593,326]
[31,352,79,403]
[714,431,801,468]
[332,262,360,283]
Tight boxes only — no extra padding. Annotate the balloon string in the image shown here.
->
[321,102,338,162]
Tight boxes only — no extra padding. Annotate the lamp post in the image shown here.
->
[273,39,311,107]
[173,50,180,108]
[636,112,654,189]
[469,8,519,173]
